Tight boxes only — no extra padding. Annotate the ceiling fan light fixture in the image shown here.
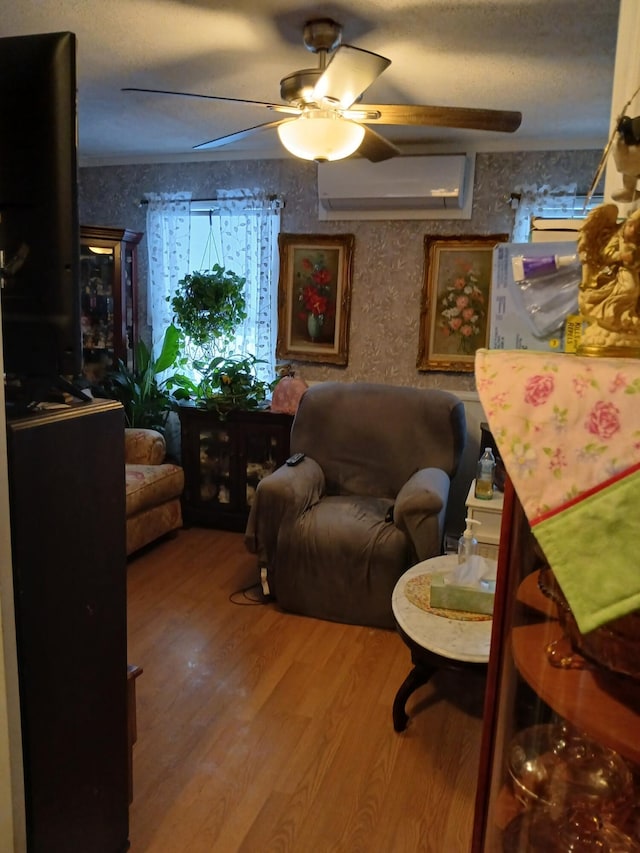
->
[277,111,364,162]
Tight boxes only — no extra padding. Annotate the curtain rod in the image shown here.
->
[137,194,283,206]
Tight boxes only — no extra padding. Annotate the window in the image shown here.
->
[145,190,282,385]
[533,194,605,221]
[511,183,604,243]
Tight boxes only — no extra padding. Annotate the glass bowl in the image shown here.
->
[507,722,634,822]
[503,805,640,853]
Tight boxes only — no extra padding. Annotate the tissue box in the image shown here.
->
[429,574,495,615]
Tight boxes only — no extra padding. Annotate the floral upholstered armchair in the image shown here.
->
[124,428,184,555]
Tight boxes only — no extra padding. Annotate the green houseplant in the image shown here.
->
[169,266,247,357]
[167,265,278,414]
[167,353,276,418]
[103,324,180,432]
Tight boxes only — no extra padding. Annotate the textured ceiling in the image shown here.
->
[1,0,621,165]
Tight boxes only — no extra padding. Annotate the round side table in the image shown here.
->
[392,554,493,732]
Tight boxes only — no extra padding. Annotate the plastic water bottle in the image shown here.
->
[475,447,496,500]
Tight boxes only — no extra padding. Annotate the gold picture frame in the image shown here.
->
[276,233,354,366]
[417,234,508,372]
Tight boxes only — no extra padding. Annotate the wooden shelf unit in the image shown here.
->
[178,405,293,531]
[465,480,504,559]
[472,480,640,851]
[513,618,640,767]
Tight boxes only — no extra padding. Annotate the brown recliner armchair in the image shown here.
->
[244,382,466,629]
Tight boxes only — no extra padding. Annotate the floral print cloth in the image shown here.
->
[475,348,640,633]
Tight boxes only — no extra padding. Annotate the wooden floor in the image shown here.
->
[126,527,486,852]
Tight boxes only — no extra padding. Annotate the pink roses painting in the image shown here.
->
[438,259,487,354]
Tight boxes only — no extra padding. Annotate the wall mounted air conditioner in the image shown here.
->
[317,154,474,221]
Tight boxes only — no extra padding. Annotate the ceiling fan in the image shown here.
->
[123,18,522,163]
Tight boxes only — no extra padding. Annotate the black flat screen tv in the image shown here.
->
[0,31,82,407]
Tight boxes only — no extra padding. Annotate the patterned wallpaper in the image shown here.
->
[79,149,600,394]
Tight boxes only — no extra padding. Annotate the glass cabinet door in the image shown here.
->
[244,428,281,508]
[80,226,142,382]
[122,243,136,371]
[474,482,640,852]
[198,425,234,507]
[80,242,116,379]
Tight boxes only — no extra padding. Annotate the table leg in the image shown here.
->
[392,663,437,732]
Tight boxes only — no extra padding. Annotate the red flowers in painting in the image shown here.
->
[297,253,334,321]
[301,286,328,316]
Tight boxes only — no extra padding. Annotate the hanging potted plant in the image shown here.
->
[169,265,247,357]
[166,264,279,413]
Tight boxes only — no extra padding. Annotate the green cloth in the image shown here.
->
[533,467,640,634]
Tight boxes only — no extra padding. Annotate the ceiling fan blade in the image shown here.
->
[193,118,290,151]
[343,108,382,121]
[357,126,400,162]
[359,103,522,133]
[313,45,391,110]
[268,104,304,116]
[122,87,284,110]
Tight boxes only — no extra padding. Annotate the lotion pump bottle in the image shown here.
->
[458,517,480,565]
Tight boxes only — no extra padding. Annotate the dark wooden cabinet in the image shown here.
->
[472,480,640,851]
[6,399,129,852]
[80,226,142,381]
[178,404,293,531]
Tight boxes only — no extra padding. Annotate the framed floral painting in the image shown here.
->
[276,233,354,365]
[417,234,508,372]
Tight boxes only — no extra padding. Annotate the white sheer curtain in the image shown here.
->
[205,188,282,384]
[511,183,578,242]
[144,191,192,352]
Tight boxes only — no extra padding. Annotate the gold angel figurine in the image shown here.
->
[577,203,640,357]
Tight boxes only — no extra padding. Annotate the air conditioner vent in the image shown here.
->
[317,155,473,220]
